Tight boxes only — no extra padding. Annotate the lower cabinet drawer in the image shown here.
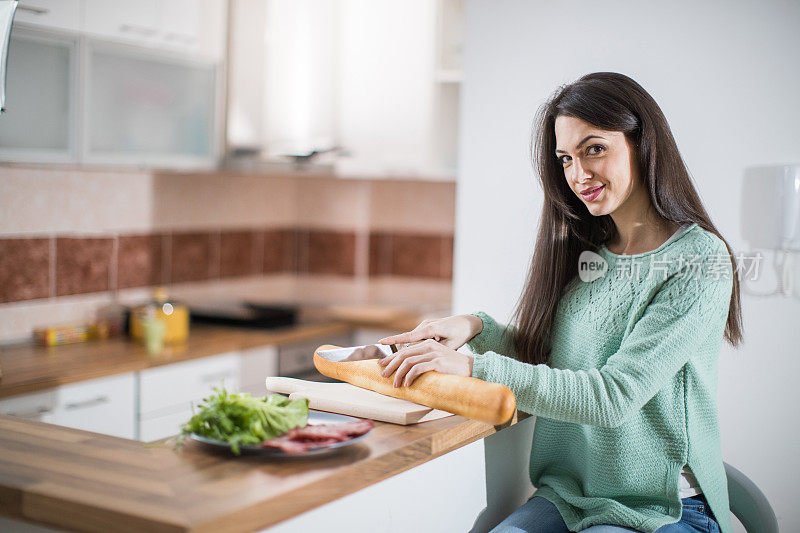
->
[139,408,192,442]
[53,373,136,439]
[139,352,241,418]
[0,388,58,423]
[0,373,136,439]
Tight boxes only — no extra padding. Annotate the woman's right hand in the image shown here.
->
[377,314,483,351]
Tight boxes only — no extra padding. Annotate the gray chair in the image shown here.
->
[724,462,779,533]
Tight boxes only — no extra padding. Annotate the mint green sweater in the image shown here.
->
[467,223,734,533]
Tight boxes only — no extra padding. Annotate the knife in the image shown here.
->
[314,344,516,426]
[316,343,399,362]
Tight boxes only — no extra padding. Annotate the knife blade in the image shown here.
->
[317,343,400,362]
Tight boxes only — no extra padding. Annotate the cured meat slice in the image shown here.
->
[261,418,374,454]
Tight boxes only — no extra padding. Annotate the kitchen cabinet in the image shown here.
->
[2,0,224,167]
[229,0,463,180]
[340,0,462,179]
[14,0,225,60]
[0,327,363,443]
[0,373,136,439]
[84,40,219,167]
[336,0,462,178]
[51,373,136,439]
[0,27,77,163]
[13,0,81,33]
[240,345,280,397]
[82,0,161,47]
[335,0,440,177]
[82,0,215,57]
[0,388,59,424]
[138,352,240,441]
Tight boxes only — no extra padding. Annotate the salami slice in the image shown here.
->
[261,418,374,454]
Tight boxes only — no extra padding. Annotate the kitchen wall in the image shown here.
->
[0,166,455,342]
[452,0,800,531]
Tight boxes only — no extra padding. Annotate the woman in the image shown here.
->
[377,72,742,533]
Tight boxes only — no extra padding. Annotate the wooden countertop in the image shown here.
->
[0,411,517,532]
[0,305,428,399]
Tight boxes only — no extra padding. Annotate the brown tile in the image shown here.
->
[220,231,259,278]
[0,238,52,302]
[211,231,222,279]
[391,233,444,279]
[440,234,454,279]
[117,234,163,289]
[263,228,296,273]
[302,229,356,276]
[170,232,213,283]
[369,232,393,276]
[56,237,114,296]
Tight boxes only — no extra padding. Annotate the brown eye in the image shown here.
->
[587,145,605,156]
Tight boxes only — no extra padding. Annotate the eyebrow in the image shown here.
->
[555,135,606,154]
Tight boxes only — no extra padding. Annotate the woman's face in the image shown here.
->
[554,115,642,217]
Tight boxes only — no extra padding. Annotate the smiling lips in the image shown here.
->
[580,185,605,201]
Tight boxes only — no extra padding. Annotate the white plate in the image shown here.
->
[189,410,371,457]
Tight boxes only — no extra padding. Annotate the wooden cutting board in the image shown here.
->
[265,376,454,425]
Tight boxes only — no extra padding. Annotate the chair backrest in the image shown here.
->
[724,462,779,533]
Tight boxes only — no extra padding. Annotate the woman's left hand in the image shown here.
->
[378,339,474,388]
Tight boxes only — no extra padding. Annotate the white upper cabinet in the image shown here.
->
[231,0,462,180]
[261,0,338,158]
[82,0,161,45]
[158,0,200,52]
[335,0,438,178]
[84,41,218,167]
[0,28,77,163]
[3,1,225,167]
[13,0,81,33]
[12,0,226,60]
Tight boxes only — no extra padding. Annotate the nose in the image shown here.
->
[568,157,592,184]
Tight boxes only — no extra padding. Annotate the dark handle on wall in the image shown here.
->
[64,396,110,410]
[18,5,49,15]
[8,405,53,418]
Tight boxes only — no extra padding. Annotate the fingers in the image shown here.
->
[378,339,440,377]
[391,354,437,388]
[402,361,438,387]
[378,320,437,345]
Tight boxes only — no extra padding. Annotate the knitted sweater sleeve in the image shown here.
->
[468,264,733,428]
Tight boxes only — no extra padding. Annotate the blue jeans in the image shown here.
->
[489,493,721,532]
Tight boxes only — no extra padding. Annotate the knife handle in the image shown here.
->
[313,345,516,426]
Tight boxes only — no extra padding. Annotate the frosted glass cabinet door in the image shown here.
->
[0,29,76,162]
[85,43,217,166]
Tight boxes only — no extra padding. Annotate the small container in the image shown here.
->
[35,323,92,346]
[140,314,166,355]
[130,287,189,344]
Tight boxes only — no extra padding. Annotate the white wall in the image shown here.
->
[453,1,800,531]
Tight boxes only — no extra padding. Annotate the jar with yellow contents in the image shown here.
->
[130,287,190,345]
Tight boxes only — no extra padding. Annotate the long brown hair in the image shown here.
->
[507,72,743,365]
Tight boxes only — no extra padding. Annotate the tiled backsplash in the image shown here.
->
[0,228,452,304]
[0,167,455,340]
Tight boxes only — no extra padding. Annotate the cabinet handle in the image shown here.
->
[64,396,110,410]
[118,24,158,37]
[18,5,49,15]
[200,371,235,384]
[8,406,53,418]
